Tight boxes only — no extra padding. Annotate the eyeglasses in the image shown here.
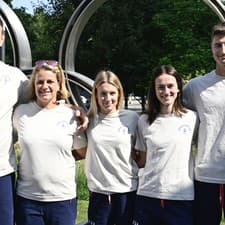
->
[35,60,59,68]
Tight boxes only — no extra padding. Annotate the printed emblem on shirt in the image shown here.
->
[56,120,69,129]
[0,75,11,87]
[178,124,191,134]
[118,126,129,135]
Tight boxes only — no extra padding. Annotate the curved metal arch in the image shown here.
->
[59,0,107,74]
[59,0,109,106]
[203,0,225,21]
[59,0,225,108]
[0,0,32,70]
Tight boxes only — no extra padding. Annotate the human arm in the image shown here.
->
[132,149,146,168]
[72,147,87,161]
[64,104,89,131]
[72,127,87,160]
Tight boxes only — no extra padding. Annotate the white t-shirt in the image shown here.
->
[85,109,139,194]
[136,110,197,200]
[183,70,225,183]
[0,61,28,177]
[13,101,84,201]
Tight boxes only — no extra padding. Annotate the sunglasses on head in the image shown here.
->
[35,60,59,68]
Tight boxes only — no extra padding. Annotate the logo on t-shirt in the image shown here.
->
[0,75,11,87]
[118,126,129,135]
[56,120,69,129]
[178,124,191,134]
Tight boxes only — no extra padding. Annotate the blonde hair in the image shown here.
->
[88,70,124,117]
[29,63,69,101]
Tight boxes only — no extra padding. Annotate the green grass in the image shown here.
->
[76,160,89,201]
[76,199,88,223]
[221,214,225,225]
[76,160,89,223]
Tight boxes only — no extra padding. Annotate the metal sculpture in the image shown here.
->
[1,0,225,108]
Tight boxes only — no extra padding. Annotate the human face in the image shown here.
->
[155,73,179,114]
[35,69,60,109]
[211,35,225,74]
[96,82,119,115]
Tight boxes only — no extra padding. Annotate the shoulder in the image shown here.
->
[182,109,198,122]
[14,101,33,116]
[57,103,75,115]
[0,61,27,81]
[184,70,215,89]
[119,109,139,121]
[138,113,149,125]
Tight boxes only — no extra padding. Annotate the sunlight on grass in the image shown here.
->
[76,160,88,223]
[76,200,88,223]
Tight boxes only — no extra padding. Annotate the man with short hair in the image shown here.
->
[0,19,29,225]
[183,22,225,225]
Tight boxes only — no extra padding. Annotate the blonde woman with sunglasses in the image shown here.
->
[13,60,86,225]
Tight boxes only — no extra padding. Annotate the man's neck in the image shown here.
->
[216,65,225,76]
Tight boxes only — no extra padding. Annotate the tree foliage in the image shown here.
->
[75,0,219,99]
[8,0,221,99]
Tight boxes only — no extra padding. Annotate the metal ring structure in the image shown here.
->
[0,0,225,73]
[58,0,225,108]
[1,0,225,223]
[59,0,107,107]
[1,0,225,108]
[203,0,225,21]
[0,0,32,72]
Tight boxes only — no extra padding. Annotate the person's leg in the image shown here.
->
[0,173,15,225]
[133,195,162,225]
[107,191,136,225]
[45,198,76,225]
[163,200,193,225]
[15,196,45,225]
[88,192,111,225]
[194,180,221,225]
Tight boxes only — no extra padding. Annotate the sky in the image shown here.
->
[12,0,48,14]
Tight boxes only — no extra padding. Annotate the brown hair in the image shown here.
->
[211,22,225,40]
[146,65,187,124]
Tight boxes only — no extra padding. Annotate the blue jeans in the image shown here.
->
[15,195,77,225]
[194,181,225,225]
[0,173,15,225]
[133,195,193,225]
[88,191,136,225]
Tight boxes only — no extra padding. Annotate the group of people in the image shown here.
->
[1,16,225,225]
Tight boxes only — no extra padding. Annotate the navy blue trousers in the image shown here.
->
[133,195,193,225]
[194,180,225,225]
[88,191,136,225]
[0,173,15,225]
[15,196,77,225]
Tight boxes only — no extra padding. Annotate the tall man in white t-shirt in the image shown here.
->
[183,22,225,225]
[0,19,29,225]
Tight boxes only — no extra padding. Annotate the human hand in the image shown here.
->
[64,104,89,131]
[76,109,89,132]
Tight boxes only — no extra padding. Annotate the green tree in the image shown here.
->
[9,0,222,106]
[152,0,219,79]
[76,0,219,108]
